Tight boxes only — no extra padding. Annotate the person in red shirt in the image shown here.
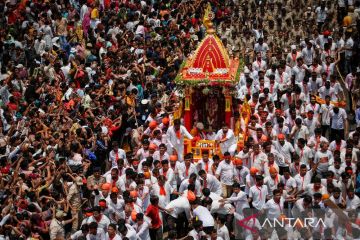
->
[7,96,18,111]
[146,195,164,240]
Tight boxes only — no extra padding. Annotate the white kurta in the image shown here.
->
[214,129,237,155]
[166,126,193,162]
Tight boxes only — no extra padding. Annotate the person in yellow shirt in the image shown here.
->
[91,7,99,20]
[126,89,138,108]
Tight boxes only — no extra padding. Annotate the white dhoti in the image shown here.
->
[220,143,237,156]
[174,144,184,162]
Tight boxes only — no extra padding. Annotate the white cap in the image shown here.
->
[141,99,150,105]
[52,37,59,43]
[196,122,204,130]
[291,45,296,50]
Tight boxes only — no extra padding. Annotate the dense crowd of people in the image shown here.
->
[1,0,360,239]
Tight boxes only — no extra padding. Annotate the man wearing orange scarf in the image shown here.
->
[264,167,280,197]
[166,119,193,162]
[215,124,237,156]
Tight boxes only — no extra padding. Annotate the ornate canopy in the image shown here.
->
[175,4,241,86]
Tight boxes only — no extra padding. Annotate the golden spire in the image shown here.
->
[203,3,215,34]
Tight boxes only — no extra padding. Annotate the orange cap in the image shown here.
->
[233,158,243,166]
[149,121,157,129]
[322,193,330,200]
[144,171,151,179]
[250,167,259,175]
[278,133,285,139]
[112,187,119,193]
[260,135,268,142]
[269,167,277,174]
[162,117,169,125]
[187,190,196,202]
[131,211,137,221]
[149,143,157,150]
[130,190,138,198]
[85,212,93,217]
[101,183,111,191]
[170,155,178,161]
[99,201,107,207]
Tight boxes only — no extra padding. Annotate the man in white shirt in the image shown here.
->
[105,223,122,240]
[344,32,354,74]
[307,128,329,154]
[249,175,269,211]
[179,173,202,197]
[221,183,249,216]
[329,107,348,141]
[263,189,285,220]
[199,170,222,195]
[87,222,106,240]
[303,110,321,137]
[233,159,250,190]
[236,143,252,169]
[291,195,313,219]
[215,125,237,155]
[313,142,334,176]
[305,177,328,196]
[238,78,258,100]
[273,133,294,173]
[118,220,137,240]
[292,57,306,84]
[133,213,150,240]
[178,153,198,181]
[286,45,302,67]
[250,144,268,173]
[328,157,345,179]
[315,1,328,31]
[188,219,207,240]
[166,119,193,162]
[280,168,297,196]
[330,187,345,206]
[301,41,315,66]
[238,67,258,87]
[216,152,236,197]
[319,81,337,101]
[320,95,333,138]
[295,138,314,168]
[86,206,110,232]
[252,50,267,71]
[196,150,213,173]
[191,199,215,234]
[263,167,280,198]
[165,193,193,233]
[346,188,360,210]
[107,192,125,222]
[217,214,230,240]
[108,141,127,169]
[295,164,315,195]
[290,118,309,144]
